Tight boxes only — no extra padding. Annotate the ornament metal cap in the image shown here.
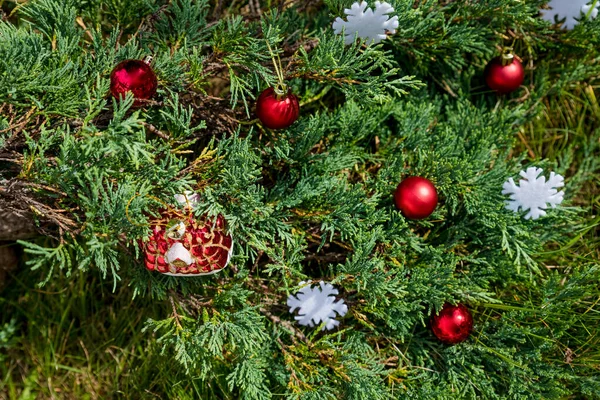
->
[500,47,515,66]
[273,82,289,100]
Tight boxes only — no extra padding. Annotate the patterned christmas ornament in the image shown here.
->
[430,303,473,344]
[142,198,233,276]
[394,176,438,220]
[110,59,158,107]
[332,1,399,45]
[287,281,348,330]
[502,167,565,220]
[541,0,599,30]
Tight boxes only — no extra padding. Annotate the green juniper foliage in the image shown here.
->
[1,0,600,398]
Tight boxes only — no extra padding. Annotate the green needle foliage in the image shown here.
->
[1,0,599,398]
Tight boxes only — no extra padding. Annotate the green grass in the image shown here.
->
[511,84,600,388]
[0,269,190,399]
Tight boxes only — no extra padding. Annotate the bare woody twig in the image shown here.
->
[260,306,308,344]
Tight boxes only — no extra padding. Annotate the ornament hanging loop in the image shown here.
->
[265,39,288,99]
[143,55,154,65]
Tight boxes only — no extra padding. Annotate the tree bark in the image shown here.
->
[0,211,38,288]
[0,210,38,241]
[0,242,18,287]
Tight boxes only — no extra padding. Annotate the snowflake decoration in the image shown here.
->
[541,0,599,30]
[332,1,399,45]
[287,281,348,331]
[502,167,565,220]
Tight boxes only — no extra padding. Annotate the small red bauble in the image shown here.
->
[110,59,158,107]
[484,55,524,94]
[430,303,473,344]
[394,176,438,220]
[256,86,300,129]
[141,211,233,276]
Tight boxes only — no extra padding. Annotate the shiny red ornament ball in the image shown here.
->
[430,303,473,344]
[110,59,158,107]
[394,176,438,220]
[484,56,524,94]
[142,211,233,276]
[256,86,300,129]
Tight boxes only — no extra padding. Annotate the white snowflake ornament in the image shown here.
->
[502,167,565,220]
[287,281,348,331]
[332,1,399,45]
[541,0,599,30]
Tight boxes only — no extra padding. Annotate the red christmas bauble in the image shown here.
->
[394,176,438,220]
[484,56,524,94]
[256,86,300,129]
[430,303,473,344]
[110,59,158,107]
[142,211,233,276]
